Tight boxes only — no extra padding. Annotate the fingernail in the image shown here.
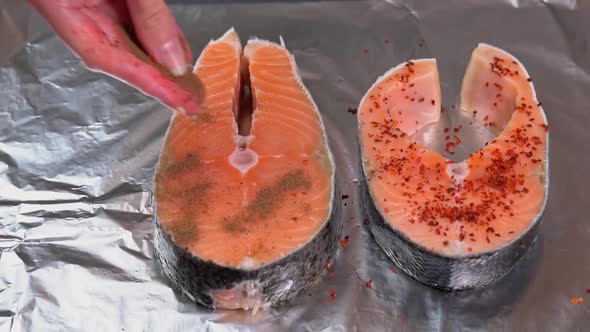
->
[159,38,190,76]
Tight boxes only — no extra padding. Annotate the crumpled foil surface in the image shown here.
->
[1,0,589,331]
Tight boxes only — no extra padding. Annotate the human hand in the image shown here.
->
[28,0,203,115]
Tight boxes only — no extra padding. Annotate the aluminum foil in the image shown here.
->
[1,0,589,331]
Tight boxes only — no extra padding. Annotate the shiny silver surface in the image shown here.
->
[1,1,589,331]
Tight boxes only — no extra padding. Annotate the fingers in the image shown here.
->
[125,0,193,76]
[26,1,201,115]
[77,7,201,115]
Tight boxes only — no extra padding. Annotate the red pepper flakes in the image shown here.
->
[329,288,336,301]
[326,259,332,269]
[384,39,390,44]
[540,124,549,132]
[527,77,532,82]
[340,235,350,248]
[518,242,526,249]
[365,279,373,289]
[347,107,358,114]
[431,99,435,105]
[444,128,450,133]
[390,267,397,273]
[570,297,584,304]
[341,194,349,200]
[363,48,369,54]
[490,57,517,77]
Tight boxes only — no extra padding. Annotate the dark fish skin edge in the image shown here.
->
[361,174,543,291]
[152,181,342,308]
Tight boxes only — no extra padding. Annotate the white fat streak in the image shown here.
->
[239,256,261,269]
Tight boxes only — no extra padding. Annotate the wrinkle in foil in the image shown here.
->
[1,1,590,331]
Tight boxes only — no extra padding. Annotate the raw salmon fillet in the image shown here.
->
[153,29,340,309]
[359,44,549,290]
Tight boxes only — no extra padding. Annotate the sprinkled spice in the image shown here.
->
[340,235,350,248]
[365,279,373,288]
[164,153,201,174]
[490,56,518,77]
[168,216,199,246]
[223,218,246,233]
[570,297,584,304]
[326,259,332,269]
[330,288,336,301]
[363,48,369,54]
[172,182,212,206]
[390,267,397,273]
[385,39,390,44]
[221,170,311,233]
[347,107,358,114]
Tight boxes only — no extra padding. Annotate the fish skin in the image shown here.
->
[153,182,341,308]
[359,44,550,290]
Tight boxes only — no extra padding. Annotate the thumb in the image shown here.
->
[126,0,193,76]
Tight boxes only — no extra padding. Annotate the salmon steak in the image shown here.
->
[358,44,549,290]
[153,29,340,310]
